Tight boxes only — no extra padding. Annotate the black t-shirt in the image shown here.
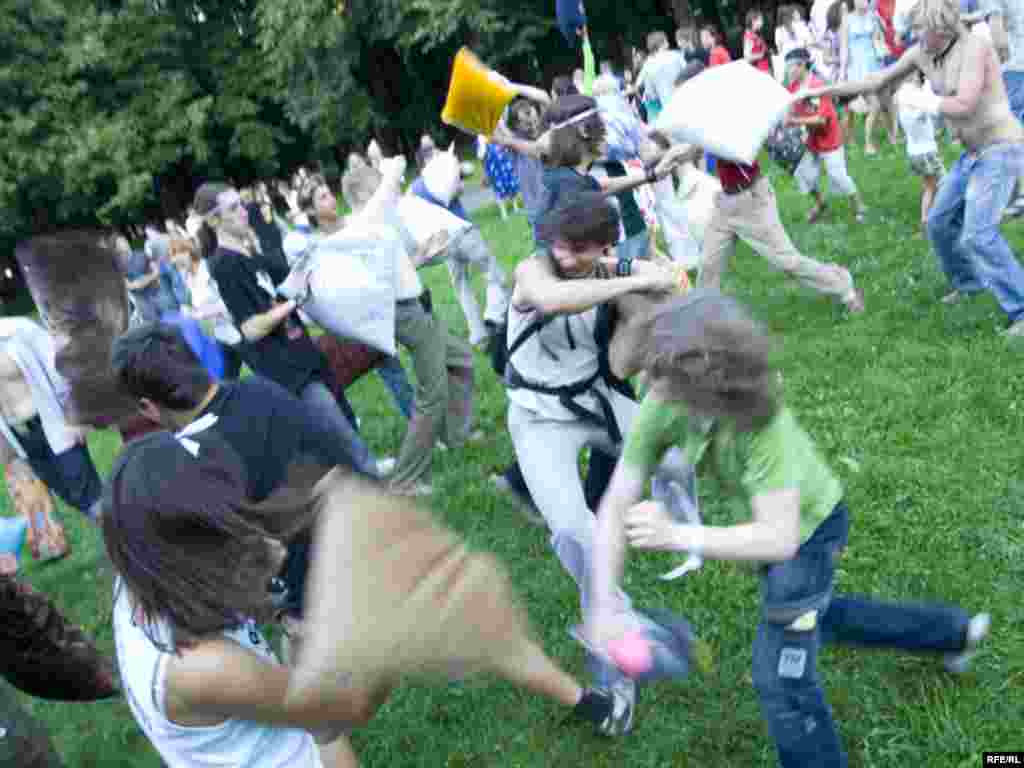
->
[538,167,601,247]
[244,202,290,282]
[209,246,326,395]
[199,375,369,503]
[599,160,646,238]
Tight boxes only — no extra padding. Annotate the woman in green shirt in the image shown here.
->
[587,291,989,768]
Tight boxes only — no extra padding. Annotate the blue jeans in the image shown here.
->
[376,355,414,421]
[926,143,1024,322]
[753,503,969,768]
[1004,71,1024,124]
[298,378,378,478]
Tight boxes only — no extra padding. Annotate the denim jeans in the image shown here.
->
[1004,71,1024,124]
[298,378,378,478]
[376,355,414,421]
[753,503,970,768]
[926,143,1024,322]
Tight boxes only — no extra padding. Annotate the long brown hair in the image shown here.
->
[103,430,319,651]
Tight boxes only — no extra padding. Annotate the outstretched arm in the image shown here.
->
[808,45,920,99]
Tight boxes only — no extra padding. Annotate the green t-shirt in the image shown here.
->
[623,395,843,543]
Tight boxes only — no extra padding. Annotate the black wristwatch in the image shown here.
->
[616,254,634,277]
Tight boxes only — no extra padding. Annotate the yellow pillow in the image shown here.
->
[441,48,516,138]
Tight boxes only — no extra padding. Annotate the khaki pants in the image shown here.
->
[699,177,855,302]
[388,299,475,491]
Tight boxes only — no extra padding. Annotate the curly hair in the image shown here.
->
[910,0,961,35]
[640,291,779,432]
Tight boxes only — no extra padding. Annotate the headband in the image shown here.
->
[548,107,600,132]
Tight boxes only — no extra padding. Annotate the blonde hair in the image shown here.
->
[909,0,960,35]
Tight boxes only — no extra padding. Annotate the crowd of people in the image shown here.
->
[2,0,1022,765]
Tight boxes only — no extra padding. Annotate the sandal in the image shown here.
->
[855,209,867,223]
[807,203,827,224]
[842,288,866,314]
[865,144,878,157]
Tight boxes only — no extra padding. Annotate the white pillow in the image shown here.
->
[655,61,799,165]
[421,146,462,206]
[277,231,399,356]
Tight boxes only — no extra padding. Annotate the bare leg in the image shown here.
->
[865,95,880,155]
[921,176,939,230]
[497,638,583,708]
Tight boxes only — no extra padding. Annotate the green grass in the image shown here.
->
[7,132,1024,767]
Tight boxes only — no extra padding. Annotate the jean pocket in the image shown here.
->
[760,543,837,625]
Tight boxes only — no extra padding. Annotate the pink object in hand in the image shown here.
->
[608,631,653,678]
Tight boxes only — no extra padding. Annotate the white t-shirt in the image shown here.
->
[113,584,321,768]
[898,104,939,157]
[638,49,687,106]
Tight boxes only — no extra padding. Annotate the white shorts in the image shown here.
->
[795,147,859,197]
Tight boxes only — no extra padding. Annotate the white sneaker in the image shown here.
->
[944,613,991,674]
[377,457,396,477]
[1000,318,1024,338]
[599,676,637,737]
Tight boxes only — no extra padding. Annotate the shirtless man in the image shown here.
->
[0,317,103,522]
[805,0,1024,337]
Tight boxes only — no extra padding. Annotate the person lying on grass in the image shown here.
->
[587,290,991,768]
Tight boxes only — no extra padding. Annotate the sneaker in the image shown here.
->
[842,287,865,314]
[571,681,636,737]
[999,318,1024,337]
[943,613,991,674]
[489,472,546,527]
[1006,193,1024,219]
[377,457,396,477]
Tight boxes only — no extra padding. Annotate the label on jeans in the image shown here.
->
[778,647,807,679]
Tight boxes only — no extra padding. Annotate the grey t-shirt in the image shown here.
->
[982,0,1024,72]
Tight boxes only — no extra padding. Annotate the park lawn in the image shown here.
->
[6,134,1024,767]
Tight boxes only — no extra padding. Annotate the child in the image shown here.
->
[896,73,944,234]
[588,291,990,768]
[786,47,868,223]
[744,9,773,73]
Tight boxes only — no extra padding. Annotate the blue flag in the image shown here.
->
[556,0,587,46]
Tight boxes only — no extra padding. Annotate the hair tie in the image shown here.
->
[548,107,599,132]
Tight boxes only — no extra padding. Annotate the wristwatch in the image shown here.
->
[616,254,634,277]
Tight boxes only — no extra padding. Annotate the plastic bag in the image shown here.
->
[656,61,799,165]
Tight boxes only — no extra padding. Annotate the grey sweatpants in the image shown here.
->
[508,391,699,620]
[446,227,511,345]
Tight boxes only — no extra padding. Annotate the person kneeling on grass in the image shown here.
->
[786,47,869,224]
[587,291,990,768]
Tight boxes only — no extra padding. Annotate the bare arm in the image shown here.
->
[597,144,700,197]
[511,257,669,317]
[491,124,546,159]
[627,488,802,562]
[811,46,920,99]
[510,82,552,108]
[168,636,392,731]
[125,265,160,291]
[240,300,299,342]
[744,36,764,63]
[839,16,850,80]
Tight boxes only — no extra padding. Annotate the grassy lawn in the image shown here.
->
[6,133,1024,767]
